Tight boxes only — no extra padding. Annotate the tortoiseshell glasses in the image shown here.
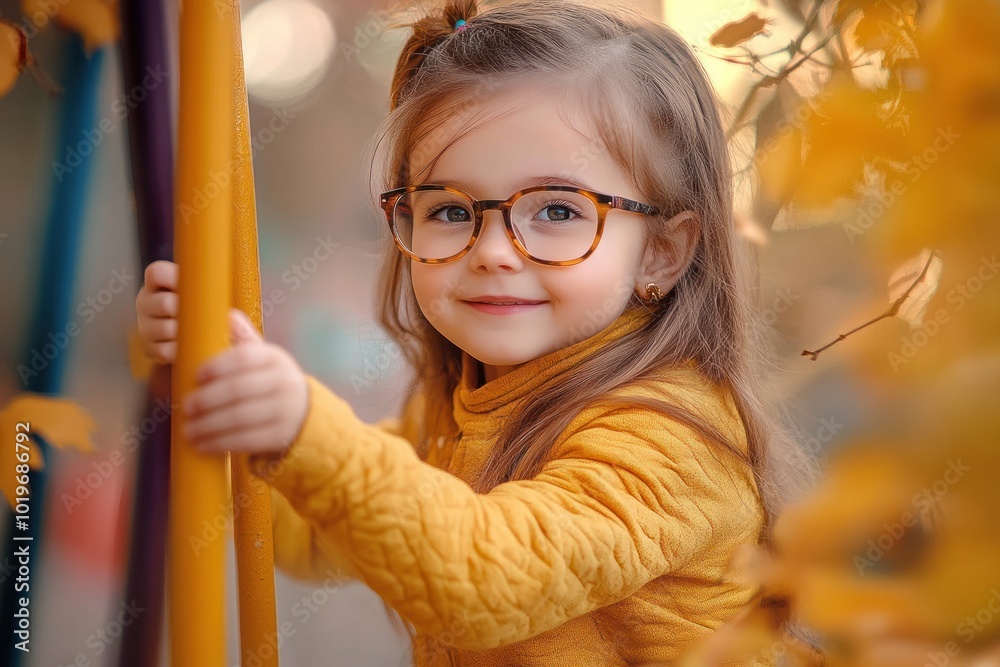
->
[379,184,659,266]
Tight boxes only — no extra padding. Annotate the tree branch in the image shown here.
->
[801,250,941,361]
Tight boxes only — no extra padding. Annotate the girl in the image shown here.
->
[136,0,811,664]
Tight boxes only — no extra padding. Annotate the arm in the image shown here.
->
[250,376,762,650]
[265,377,425,583]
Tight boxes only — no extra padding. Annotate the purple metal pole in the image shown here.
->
[116,0,175,663]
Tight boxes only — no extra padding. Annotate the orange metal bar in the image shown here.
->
[170,0,235,664]
[228,1,281,663]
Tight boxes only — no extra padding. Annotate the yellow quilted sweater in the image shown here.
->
[249,307,770,666]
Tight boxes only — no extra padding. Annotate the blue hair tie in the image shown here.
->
[453,19,468,32]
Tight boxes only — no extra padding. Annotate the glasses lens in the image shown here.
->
[510,190,599,262]
[393,190,475,261]
[392,188,601,262]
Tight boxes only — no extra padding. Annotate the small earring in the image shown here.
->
[644,282,663,304]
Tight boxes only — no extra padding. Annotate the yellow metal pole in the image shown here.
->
[171,0,235,664]
[228,1,281,663]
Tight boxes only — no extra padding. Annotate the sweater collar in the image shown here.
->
[453,306,658,423]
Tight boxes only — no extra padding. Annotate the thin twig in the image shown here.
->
[693,47,754,66]
[801,250,940,361]
[725,0,827,140]
[776,35,835,80]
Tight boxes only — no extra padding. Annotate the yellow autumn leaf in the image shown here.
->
[791,74,904,208]
[849,0,919,59]
[887,248,943,328]
[709,13,770,48]
[0,394,97,509]
[755,125,802,206]
[880,0,1000,271]
[21,0,120,51]
[0,21,25,98]
[128,325,154,380]
[768,362,1000,653]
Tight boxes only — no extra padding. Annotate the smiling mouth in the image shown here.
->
[466,300,543,306]
[462,299,547,306]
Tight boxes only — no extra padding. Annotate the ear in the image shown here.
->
[634,210,700,298]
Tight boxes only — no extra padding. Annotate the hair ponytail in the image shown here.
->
[388,0,481,111]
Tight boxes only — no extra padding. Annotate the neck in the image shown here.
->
[481,362,520,384]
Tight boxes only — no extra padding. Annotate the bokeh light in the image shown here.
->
[242,0,336,106]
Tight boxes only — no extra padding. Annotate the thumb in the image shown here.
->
[228,308,263,346]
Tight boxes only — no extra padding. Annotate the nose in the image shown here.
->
[466,210,524,272]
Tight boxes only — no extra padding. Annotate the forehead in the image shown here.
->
[408,85,633,198]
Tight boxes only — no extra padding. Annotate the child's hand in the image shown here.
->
[183,308,310,456]
[135,260,180,365]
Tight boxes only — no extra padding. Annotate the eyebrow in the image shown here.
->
[423,174,597,194]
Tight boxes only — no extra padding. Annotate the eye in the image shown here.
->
[536,200,586,224]
[425,202,473,225]
[541,205,571,222]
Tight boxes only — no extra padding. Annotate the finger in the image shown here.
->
[186,365,277,416]
[194,423,291,455]
[185,397,277,442]
[229,308,263,346]
[146,341,176,365]
[144,291,179,319]
[139,316,177,343]
[194,340,273,386]
[144,260,179,292]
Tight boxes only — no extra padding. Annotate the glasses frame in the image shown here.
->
[378,184,660,266]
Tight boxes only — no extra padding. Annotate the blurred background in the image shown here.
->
[0,0,997,665]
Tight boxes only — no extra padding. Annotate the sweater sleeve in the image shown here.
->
[250,375,762,650]
[263,377,425,584]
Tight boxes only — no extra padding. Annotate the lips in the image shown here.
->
[463,295,547,305]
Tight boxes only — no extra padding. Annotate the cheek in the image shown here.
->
[410,265,452,320]
[545,264,635,309]
[553,241,641,299]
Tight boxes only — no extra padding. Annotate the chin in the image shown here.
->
[466,345,537,368]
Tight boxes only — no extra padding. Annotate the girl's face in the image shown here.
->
[408,87,653,383]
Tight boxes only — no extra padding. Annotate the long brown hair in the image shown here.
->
[368,0,819,631]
